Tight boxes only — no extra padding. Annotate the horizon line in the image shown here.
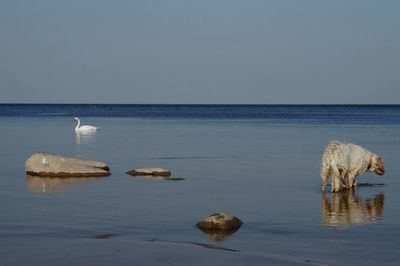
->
[0,103,399,106]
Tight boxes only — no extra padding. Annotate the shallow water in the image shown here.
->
[0,105,400,265]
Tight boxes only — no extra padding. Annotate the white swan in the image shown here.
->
[73,117,98,132]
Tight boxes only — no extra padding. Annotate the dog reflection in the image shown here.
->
[321,190,384,227]
[26,175,103,195]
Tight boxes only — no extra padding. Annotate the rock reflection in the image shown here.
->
[197,228,240,242]
[321,190,384,228]
[133,176,185,181]
[26,175,104,195]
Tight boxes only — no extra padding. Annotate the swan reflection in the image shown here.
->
[75,130,97,145]
[26,175,104,195]
[321,190,384,228]
[197,227,240,242]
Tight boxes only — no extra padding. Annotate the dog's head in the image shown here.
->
[369,156,385,176]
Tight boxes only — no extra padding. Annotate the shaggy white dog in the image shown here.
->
[321,141,384,192]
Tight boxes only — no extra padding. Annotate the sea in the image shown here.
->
[0,104,399,265]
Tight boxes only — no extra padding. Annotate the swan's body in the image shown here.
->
[73,117,98,132]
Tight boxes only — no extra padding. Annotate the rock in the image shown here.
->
[196,213,243,230]
[126,168,171,177]
[25,152,110,177]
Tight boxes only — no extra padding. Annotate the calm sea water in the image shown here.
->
[1,104,400,265]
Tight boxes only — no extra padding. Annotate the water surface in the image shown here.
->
[0,105,399,265]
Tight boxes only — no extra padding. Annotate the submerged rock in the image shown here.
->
[196,213,243,230]
[93,233,118,239]
[126,168,171,177]
[25,152,110,177]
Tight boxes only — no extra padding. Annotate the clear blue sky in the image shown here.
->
[1,0,399,104]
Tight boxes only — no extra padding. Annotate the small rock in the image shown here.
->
[25,152,110,177]
[196,213,243,230]
[126,168,171,177]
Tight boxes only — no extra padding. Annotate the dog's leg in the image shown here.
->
[335,176,342,192]
[321,163,331,191]
[321,173,329,191]
[339,169,348,189]
[348,173,357,188]
[330,175,336,192]
[330,169,341,192]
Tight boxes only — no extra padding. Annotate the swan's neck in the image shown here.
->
[75,118,81,130]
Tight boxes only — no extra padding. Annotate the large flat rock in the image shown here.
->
[25,152,110,177]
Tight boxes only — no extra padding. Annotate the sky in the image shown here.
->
[0,0,399,104]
